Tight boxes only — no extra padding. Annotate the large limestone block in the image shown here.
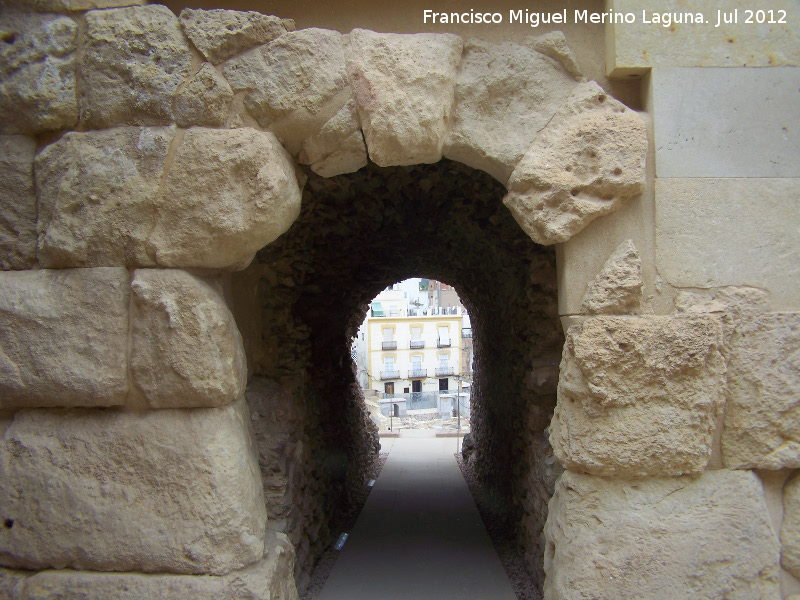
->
[19,533,299,600]
[0,268,129,410]
[149,128,302,270]
[224,28,350,152]
[180,9,287,65]
[0,398,266,575]
[651,67,800,178]
[80,5,192,128]
[130,269,247,409]
[544,470,781,600]
[173,63,234,128]
[298,99,368,177]
[782,474,800,579]
[0,12,78,134]
[0,136,37,270]
[607,0,800,75]
[580,239,643,314]
[504,82,647,245]
[655,178,800,311]
[551,315,725,476]
[443,39,577,183]
[722,312,800,469]
[347,29,462,166]
[0,568,28,600]
[35,126,174,268]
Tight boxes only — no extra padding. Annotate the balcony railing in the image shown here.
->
[435,366,455,377]
[410,340,425,349]
[437,336,451,348]
[408,368,427,379]
[380,369,400,380]
[382,341,397,350]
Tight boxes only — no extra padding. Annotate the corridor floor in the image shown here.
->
[317,430,517,600]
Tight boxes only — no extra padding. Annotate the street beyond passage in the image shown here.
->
[318,430,517,600]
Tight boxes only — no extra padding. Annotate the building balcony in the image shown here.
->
[410,340,425,349]
[437,337,451,348]
[380,369,400,380]
[435,366,455,377]
[408,368,427,379]
[382,341,397,350]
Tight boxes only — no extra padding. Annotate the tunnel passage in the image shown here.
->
[230,159,564,592]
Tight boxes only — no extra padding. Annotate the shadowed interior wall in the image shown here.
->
[230,159,563,589]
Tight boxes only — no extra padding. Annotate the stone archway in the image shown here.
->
[7,5,787,600]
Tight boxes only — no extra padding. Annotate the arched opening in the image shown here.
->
[230,159,564,593]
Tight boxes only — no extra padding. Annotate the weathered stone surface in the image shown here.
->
[36,126,174,268]
[0,268,129,410]
[783,474,800,579]
[527,32,584,81]
[19,533,299,600]
[149,127,302,270]
[130,269,247,409]
[173,63,234,128]
[443,39,577,183]
[655,178,800,311]
[298,99,367,177]
[224,28,350,152]
[0,568,28,600]
[0,398,266,575]
[80,5,192,128]
[721,312,800,469]
[0,12,78,134]
[544,470,781,600]
[180,9,287,65]
[580,239,642,314]
[347,29,462,166]
[551,315,725,476]
[504,82,647,245]
[246,379,303,530]
[0,136,37,270]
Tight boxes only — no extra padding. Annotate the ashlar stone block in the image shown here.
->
[0,398,266,575]
[504,82,647,245]
[148,127,303,270]
[130,269,247,409]
[550,315,725,477]
[0,12,78,134]
[224,28,350,153]
[0,268,129,410]
[80,5,192,128]
[0,136,37,270]
[36,127,302,270]
[19,533,299,600]
[722,312,800,469]
[544,470,781,600]
[180,9,287,65]
[443,39,578,183]
[782,474,800,580]
[347,29,462,166]
[173,63,234,128]
[36,126,174,268]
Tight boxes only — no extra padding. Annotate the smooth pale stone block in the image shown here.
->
[655,178,800,310]
[650,67,800,178]
[606,0,800,75]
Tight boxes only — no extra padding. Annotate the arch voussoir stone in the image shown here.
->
[346,28,463,167]
[504,81,647,245]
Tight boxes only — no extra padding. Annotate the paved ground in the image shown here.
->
[317,430,517,600]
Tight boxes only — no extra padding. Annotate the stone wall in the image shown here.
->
[0,1,798,599]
